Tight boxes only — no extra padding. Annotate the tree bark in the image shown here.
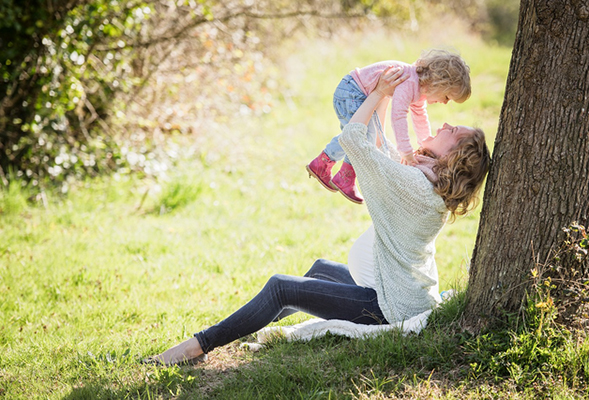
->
[463,0,589,332]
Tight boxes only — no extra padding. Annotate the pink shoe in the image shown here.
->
[306,151,337,192]
[330,162,364,204]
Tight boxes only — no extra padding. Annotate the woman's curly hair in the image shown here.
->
[417,128,491,220]
[416,49,471,103]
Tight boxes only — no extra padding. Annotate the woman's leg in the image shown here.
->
[304,258,357,284]
[151,259,386,364]
[272,258,356,321]
[194,262,386,354]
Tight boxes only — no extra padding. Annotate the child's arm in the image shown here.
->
[410,101,432,145]
[386,93,416,165]
[389,85,418,164]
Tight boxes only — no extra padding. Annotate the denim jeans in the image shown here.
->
[194,258,388,353]
[324,75,387,164]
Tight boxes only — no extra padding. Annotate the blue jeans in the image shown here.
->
[194,259,388,353]
[324,75,386,164]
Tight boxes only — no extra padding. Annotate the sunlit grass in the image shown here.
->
[0,22,522,399]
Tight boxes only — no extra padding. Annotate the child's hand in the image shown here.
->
[375,67,408,98]
[401,153,417,166]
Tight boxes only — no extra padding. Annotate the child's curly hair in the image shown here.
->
[417,128,491,220]
[416,49,471,103]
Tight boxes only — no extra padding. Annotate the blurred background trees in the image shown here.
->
[0,0,519,192]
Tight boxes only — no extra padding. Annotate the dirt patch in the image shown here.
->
[187,342,261,397]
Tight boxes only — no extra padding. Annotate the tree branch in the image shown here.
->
[94,8,366,51]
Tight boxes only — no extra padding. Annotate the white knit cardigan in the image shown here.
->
[339,122,449,323]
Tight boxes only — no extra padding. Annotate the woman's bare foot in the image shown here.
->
[147,337,205,366]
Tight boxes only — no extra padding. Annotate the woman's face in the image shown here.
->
[421,123,473,158]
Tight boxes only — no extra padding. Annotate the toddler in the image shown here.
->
[306,49,471,204]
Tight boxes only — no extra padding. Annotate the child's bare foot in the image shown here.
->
[142,337,206,366]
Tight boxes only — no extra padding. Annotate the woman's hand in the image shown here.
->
[400,152,418,166]
[375,67,408,98]
[348,67,408,126]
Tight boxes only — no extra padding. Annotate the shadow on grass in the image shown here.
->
[60,294,473,399]
[61,292,589,399]
[64,328,469,399]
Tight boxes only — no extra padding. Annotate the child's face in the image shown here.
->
[421,123,473,157]
[424,90,451,105]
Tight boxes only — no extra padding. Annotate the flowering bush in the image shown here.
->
[0,0,149,190]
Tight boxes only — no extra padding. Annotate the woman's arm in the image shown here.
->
[339,67,438,213]
[375,98,389,149]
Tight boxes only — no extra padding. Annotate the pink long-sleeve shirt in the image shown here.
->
[350,61,431,156]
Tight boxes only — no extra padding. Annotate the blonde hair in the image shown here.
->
[416,49,471,103]
[417,128,491,220]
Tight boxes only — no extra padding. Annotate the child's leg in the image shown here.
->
[332,111,380,204]
[324,75,367,161]
[308,76,367,192]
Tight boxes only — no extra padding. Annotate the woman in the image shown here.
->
[145,67,491,366]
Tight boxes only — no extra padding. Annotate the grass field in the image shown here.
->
[6,21,585,400]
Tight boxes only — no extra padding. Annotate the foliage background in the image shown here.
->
[0,0,518,192]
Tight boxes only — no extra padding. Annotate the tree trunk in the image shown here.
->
[463,0,589,332]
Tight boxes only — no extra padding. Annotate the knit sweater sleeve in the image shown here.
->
[339,123,442,212]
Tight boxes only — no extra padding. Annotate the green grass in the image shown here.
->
[2,21,587,399]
